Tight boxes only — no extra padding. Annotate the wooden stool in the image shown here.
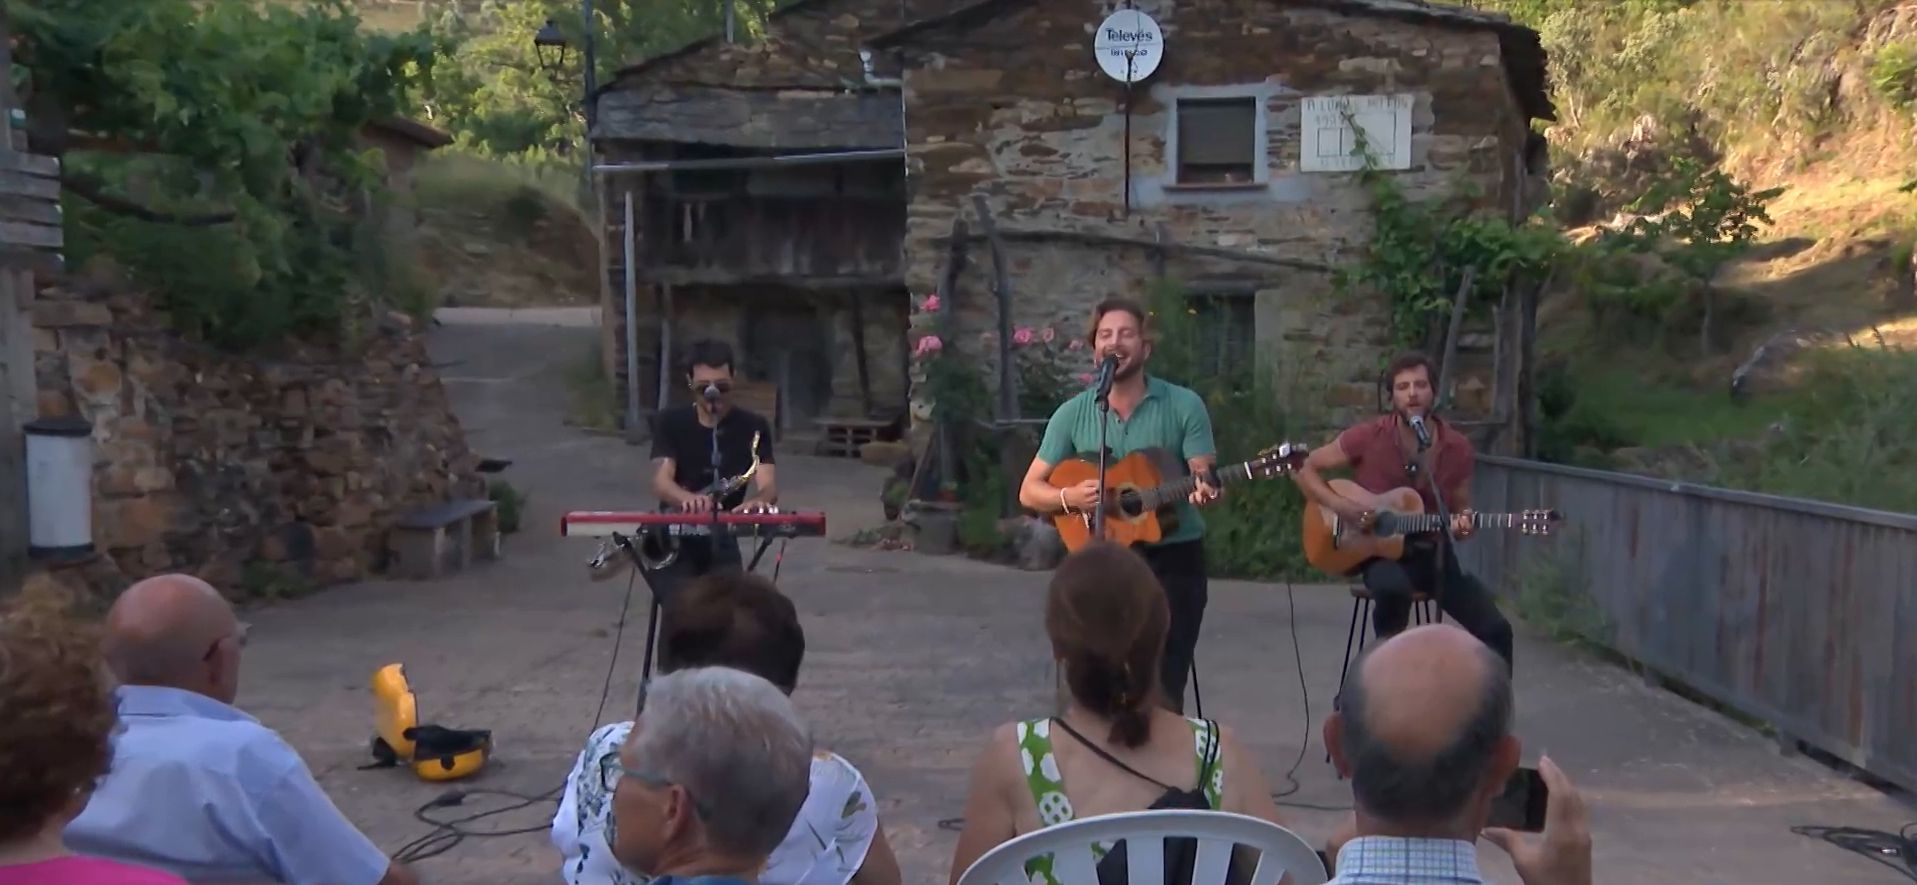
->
[1328,584,1435,768]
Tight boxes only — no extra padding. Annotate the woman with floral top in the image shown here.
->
[946,542,1291,885]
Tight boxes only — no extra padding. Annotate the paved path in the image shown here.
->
[233,309,1914,884]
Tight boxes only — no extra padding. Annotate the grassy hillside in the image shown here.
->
[1457,0,1917,512]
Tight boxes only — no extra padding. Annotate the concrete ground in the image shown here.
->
[231,308,1915,884]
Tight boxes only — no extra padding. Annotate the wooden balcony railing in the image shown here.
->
[642,194,903,283]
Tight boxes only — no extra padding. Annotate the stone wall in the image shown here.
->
[31,261,483,593]
[895,0,1545,430]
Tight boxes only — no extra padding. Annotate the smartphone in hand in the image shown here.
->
[1487,766,1550,832]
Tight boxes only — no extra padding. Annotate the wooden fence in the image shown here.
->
[1456,454,1917,794]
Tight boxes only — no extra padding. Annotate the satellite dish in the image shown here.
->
[1093,8,1163,84]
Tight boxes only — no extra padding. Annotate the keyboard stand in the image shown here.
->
[626,529,785,717]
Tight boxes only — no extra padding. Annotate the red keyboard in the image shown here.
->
[561,510,826,539]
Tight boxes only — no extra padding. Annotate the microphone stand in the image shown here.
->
[707,402,724,522]
[1092,362,1114,543]
[1413,420,1455,626]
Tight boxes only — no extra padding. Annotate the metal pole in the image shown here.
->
[724,0,736,43]
[623,190,640,432]
[580,0,598,131]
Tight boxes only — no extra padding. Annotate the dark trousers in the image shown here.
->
[1136,538,1208,714]
[647,534,743,671]
[1360,535,1514,671]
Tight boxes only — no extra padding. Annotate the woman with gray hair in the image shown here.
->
[608,667,815,884]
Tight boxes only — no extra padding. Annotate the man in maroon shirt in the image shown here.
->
[1291,352,1514,670]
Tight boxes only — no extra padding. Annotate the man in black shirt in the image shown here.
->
[645,340,778,607]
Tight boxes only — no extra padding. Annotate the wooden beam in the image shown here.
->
[0,195,59,226]
[969,225,1332,273]
[0,247,62,275]
[0,149,56,177]
[0,170,58,201]
[0,220,59,249]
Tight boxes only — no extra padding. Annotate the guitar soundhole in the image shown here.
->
[1116,489,1145,517]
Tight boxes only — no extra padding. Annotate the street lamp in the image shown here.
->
[533,18,571,79]
[530,10,598,129]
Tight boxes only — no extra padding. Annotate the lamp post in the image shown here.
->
[532,6,598,131]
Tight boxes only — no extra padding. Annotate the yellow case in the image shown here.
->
[370,663,419,762]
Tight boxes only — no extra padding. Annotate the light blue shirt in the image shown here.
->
[1328,835,1485,883]
[64,685,391,885]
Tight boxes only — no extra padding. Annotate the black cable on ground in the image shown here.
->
[390,567,643,863]
[1791,822,1917,881]
[1272,578,1351,814]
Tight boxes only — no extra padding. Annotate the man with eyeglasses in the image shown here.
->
[606,667,813,885]
[645,340,779,651]
[65,574,418,885]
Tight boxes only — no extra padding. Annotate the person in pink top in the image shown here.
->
[0,586,186,885]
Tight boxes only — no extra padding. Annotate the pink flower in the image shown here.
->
[1040,327,1056,343]
[1076,372,1094,385]
[1066,338,1085,351]
[920,294,941,313]
[913,335,943,358]
[1012,327,1035,346]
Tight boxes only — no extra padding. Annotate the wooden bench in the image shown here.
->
[388,499,501,580]
[813,417,891,458]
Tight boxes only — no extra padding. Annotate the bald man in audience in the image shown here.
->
[64,574,418,885]
[1321,624,1591,884]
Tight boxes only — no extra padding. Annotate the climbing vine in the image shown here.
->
[1334,116,1563,348]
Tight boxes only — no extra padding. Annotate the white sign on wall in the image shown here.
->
[1093,9,1164,83]
[1300,94,1414,172]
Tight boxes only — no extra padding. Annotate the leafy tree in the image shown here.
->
[10,0,438,348]
[414,0,780,158]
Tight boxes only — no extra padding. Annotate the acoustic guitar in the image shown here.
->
[1302,478,1563,577]
[1048,443,1309,552]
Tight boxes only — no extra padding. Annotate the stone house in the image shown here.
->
[589,0,965,438]
[866,0,1553,438]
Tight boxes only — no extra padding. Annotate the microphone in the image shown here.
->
[1409,412,1432,450]
[1093,353,1119,402]
[701,383,722,407]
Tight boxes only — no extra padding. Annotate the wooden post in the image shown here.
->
[1518,271,1545,458]
[1435,267,1476,409]
[848,291,873,416]
[971,196,1016,423]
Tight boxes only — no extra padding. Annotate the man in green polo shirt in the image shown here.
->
[1017,297,1222,714]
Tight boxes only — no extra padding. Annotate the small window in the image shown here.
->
[1189,293,1255,373]
[1175,97,1259,185]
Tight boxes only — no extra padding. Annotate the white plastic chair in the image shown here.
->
[954,808,1329,885]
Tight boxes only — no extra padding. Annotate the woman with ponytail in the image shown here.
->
[947,542,1289,884]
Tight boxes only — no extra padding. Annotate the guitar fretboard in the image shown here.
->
[1385,511,1533,533]
[1136,461,1256,511]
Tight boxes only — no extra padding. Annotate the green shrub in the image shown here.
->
[1142,280,1320,580]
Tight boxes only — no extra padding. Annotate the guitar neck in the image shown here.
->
[1392,510,1525,533]
[1137,460,1257,510]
